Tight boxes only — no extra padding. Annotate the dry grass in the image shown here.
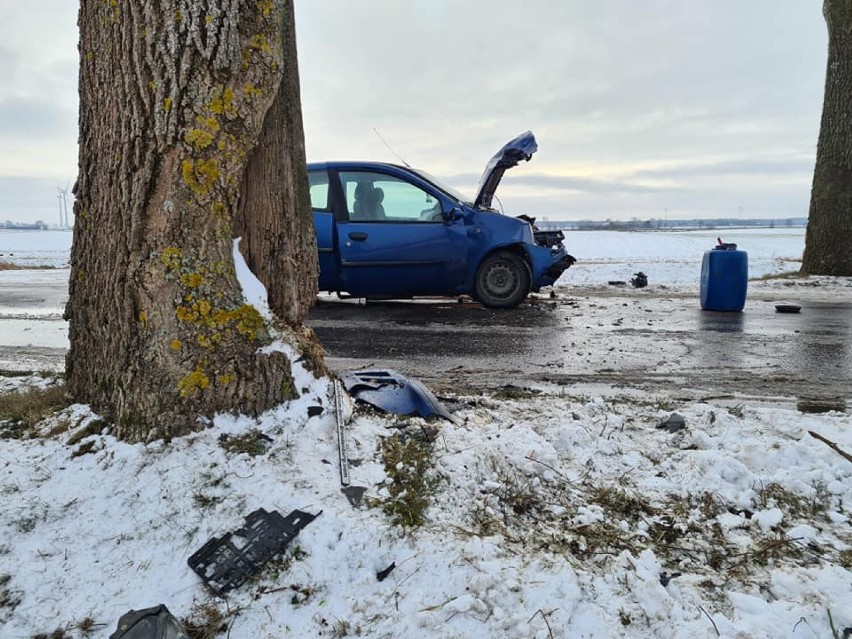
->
[0,385,69,438]
[0,261,56,270]
[750,269,804,282]
[182,603,227,639]
[218,429,272,456]
[369,433,438,529]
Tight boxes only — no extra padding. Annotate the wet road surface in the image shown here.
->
[1,270,850,410]
[308,289,852,409]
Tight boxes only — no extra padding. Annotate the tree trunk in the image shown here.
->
[67,0,320,442]
[802,0,852,276]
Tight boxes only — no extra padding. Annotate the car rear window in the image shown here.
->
[308,170,330,210]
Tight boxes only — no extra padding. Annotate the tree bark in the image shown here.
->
[67,0,320,442]
[802,0,852,275]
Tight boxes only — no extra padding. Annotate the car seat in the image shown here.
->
[353,182,385,220]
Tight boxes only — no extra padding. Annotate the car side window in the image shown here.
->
[339,171,442,223]
[308,169,330,210]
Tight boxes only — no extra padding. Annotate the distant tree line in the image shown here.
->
[535,217,808,231]
[0,220,48,230]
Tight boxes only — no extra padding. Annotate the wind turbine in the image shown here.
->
[56,183,70,228]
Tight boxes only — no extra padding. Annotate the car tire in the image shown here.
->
[474,251,532,309]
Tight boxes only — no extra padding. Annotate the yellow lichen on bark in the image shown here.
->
[177,367,210,397]
[181,159,220,198]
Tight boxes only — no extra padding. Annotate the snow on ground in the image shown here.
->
[1,383,850,638]
[0,230,72,269]
[2,226,851,638]
[559,227,805,288]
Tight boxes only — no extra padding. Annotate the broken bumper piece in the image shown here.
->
[341,369,454,422]
[546,253,576,280]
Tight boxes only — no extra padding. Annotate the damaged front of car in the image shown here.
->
[468,131,575,301]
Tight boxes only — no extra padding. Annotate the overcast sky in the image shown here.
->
[0,1,828,224]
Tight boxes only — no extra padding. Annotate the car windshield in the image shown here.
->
[408,168,472,205]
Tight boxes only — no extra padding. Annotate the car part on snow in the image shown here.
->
[187,508,320,595]
[334,379,368,507]
[608,280,627,286]
[631,272,648,288]
[109,605,189,639]
[376,562,396,582]
[659,571,681,587]
[341,369,454,422]
[657,413,686,434]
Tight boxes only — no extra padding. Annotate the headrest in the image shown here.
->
[354,182,371,200]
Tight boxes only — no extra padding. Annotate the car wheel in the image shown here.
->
[474,251,532,309]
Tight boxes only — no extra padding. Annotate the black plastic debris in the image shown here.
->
[376,562,396,582]
[109,604,189,639]
[341,369,454,422]
[608,280,627,286]
[657,413,686,434]
[307,405,324,418]
[631,272,648,288]
[342,485,368,507]
[775,304,801,314]
[659,571,681,587]
[187,508,320,595]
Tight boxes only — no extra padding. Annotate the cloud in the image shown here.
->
[0,96,76,137]
[0,0,829,221]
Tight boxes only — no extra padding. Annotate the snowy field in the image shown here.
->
[2,225,851,639]
[0,226,806,286]
[560,227,805,288]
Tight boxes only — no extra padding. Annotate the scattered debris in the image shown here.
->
[307,405,324,418]
[376,562,396,582]
[108,604,188,639]
[334,380,368,507]
[187,508,320,595]
[657,413,686,433]
[808,430,852,464]
[607,280,627,286]
[775,304,801,314]
[659,571,681,587]
[630,272,648,288]
[342,369,453,422]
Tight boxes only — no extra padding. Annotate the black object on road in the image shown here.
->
[188,508,320,595]
[775,304,801,314]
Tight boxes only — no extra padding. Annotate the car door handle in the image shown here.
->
[348,232,368,241]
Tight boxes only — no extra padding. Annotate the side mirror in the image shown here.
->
[446,206,463,222]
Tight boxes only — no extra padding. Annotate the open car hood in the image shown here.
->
[473,130,537,210]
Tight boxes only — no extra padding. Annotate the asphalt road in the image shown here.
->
[1,270,850,411]
[308,288,852,411]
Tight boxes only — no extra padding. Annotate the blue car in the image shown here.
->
[308,131,575,308]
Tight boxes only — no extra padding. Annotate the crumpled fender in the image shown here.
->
[341,369,454,422]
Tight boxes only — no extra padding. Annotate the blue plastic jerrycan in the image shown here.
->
[700,240,748,312]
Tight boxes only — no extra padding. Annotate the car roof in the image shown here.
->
[307,160,411,172]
